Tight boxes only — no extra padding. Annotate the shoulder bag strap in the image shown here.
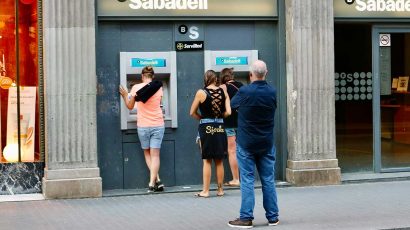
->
[226,82,239,91]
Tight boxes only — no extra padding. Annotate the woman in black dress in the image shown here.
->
[190,70,231,198]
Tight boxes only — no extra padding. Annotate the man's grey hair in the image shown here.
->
[250,60,267,79]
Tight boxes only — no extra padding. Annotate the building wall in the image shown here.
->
[96,21,281,190]
[41,0,102,199]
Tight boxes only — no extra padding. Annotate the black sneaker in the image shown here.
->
[228,218,253,229]
[155,180,164,192]
[268,219,279,226]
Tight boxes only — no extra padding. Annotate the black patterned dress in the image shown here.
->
[198,88,228,159]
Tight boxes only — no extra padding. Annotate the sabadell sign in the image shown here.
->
[334,0,410,18]
[98,0,278,18]
[128,0,208,10]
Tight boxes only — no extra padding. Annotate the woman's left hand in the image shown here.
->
[119,85,128,97]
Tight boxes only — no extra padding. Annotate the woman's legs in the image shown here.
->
[227,135,240,185]
[148,148,161,186]
[143,148,161,186]
[199,159,212,196]
[215,159,225,196]
[143,149,151,169]
[139,126,164,189]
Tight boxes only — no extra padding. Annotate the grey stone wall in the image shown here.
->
[285,0,341,185]
[42,0,101,198]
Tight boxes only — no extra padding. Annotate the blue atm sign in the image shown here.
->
[215,57,248,65]
[131,58,166,68]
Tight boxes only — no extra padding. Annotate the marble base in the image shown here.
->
[0,163,44,195]
[42,168,102,199]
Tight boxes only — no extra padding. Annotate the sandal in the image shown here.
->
[194,193,209,198]
[217,184,224,197]
[224,181,240,187]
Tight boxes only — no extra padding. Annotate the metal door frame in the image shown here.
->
[372,25,410,173]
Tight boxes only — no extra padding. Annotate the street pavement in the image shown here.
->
[1,180,410,230]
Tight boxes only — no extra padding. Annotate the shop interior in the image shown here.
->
[380,32,410,169]
[335,23,410,172]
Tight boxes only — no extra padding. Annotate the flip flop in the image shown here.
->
[194,193,209,198]
[224,181,240,187]
[217,192,225,197]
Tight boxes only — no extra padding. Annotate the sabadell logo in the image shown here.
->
[350,0,410,12]
[127,0,208,10]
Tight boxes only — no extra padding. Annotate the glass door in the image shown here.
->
[373,27,410,172]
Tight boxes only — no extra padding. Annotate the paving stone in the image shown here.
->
[0,181,410,230]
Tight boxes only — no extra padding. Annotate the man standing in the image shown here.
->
[228,60,279,228]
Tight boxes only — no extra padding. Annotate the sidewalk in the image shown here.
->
[1,180,410,230]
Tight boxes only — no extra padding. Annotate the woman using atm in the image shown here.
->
[119,66,165,193]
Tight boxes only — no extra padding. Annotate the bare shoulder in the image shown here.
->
[195,88,205,94]
[220,85,228,95]
[195,89,207,97]
[195,89,207,101]
[132,83,144,91]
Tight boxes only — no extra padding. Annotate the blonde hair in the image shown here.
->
[141,66,154,78]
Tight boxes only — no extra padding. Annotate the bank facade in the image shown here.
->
[0,0,409,198]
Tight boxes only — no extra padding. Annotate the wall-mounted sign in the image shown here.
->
[215,57,248,66]
[335,0,410,18]
[175,24,204,42]
[131,58,167,67]
[175,41,204,51]
[128,0,208,10]
[178,25,188,34]
[98,0,278,18]
[379,34,391,46]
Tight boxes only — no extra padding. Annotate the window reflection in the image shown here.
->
[380,33,410,169]
[335,24,373,173]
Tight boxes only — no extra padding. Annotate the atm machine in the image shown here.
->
[120,51,178,129]
[204,50,258,85]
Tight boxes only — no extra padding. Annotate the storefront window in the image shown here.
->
[379,33,410,169]
[335,24,373,173]
[0,0,40,163]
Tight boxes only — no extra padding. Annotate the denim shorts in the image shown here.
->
[137,126,165,149]
[225,128,237,137]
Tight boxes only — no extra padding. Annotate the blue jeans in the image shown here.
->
[236,144,279,221]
